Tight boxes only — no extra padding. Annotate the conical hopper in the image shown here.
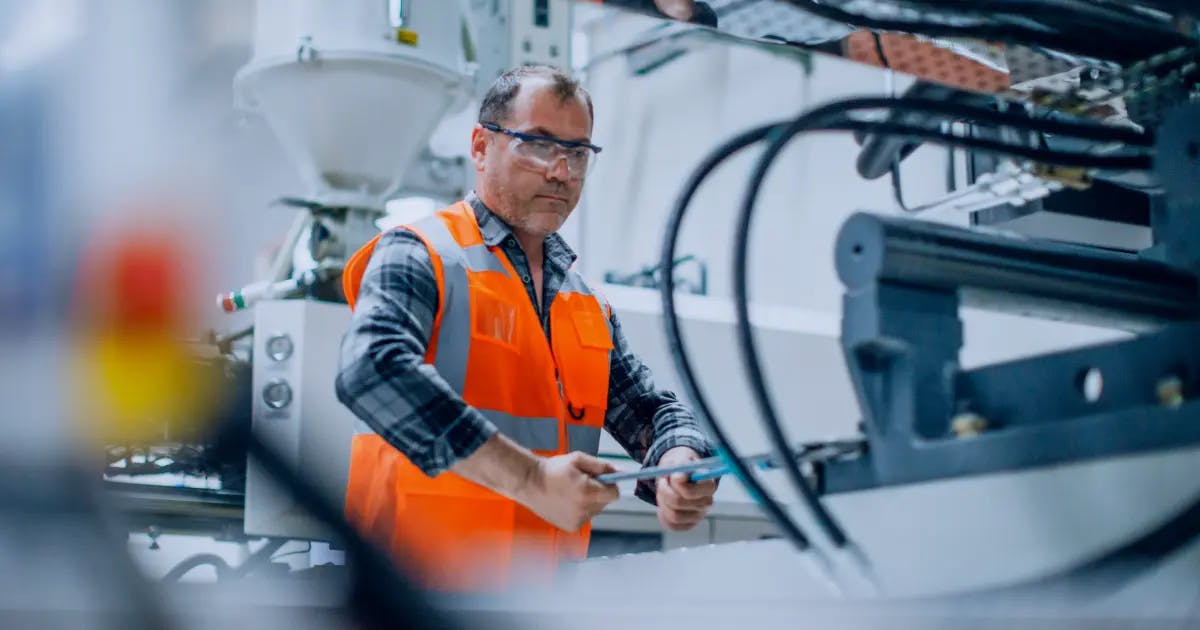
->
[235,51,470,209]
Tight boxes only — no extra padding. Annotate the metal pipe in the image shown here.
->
[835,212,1200,328]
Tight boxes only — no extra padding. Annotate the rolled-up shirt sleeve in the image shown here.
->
[601,308,716,504]
[335,229,496,477]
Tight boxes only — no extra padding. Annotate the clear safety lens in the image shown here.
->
[510,137,596,180]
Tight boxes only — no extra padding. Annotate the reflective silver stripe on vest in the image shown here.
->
[408,213,517,393]
[560,270,615,339]
[480,409,560,452]
[403,211,611,455]
[559,270,594,296]
[408,211,562,454]
[566,423,602,455]
[463,244,512,276]
[408,215,473,392]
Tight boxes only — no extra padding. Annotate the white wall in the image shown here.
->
[576,11,950,311]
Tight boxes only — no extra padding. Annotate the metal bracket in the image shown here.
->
[826,137,1200,494]
[296,35,317,64]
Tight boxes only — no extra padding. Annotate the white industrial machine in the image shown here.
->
[217,0,573,313]
[244,299,354,540]
[236,0,474,211]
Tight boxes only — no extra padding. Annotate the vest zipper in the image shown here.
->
[501,245,570,451]
[551,358,568,452]
[531,288,568,451]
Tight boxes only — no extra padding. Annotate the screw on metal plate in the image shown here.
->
[951,412,988,438]
[1157,375,1185,409]
[297,36,316,63]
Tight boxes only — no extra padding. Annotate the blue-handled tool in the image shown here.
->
[594,440,862,484]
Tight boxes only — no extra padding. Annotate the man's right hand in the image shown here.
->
[520,451,620,532]
[451,435,620,532]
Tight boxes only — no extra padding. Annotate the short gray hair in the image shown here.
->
[478,64,593,127]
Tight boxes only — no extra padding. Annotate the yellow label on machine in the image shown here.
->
[395,28,418,46]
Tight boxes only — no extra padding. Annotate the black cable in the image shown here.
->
[162,553,234,582]
[966,123,980,186]
[890,161,910,212]
[1035,0,1181,24]
[732,125,849,546]
[160,541,286,583]
[660,122,814,552]
[215,325,253,355]
[969,2,1187,57]
[1136,0,1200,14]
[232,538,288,578]
[871,33,911,212]
[729,95,1156,550]
[827,95,1155,147]
[871,31,889,70]
[834,118,1152,169]
[946,145,957,193]
[853,93,1153,216]
[790,95,1155,171]
[903,0,1191,41]
[781,0,1180,62]
[272,542,314,561]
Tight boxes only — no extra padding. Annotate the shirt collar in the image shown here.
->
[466,191,578,266]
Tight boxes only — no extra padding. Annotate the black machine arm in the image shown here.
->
[823,103,1200,494]
[835,213,1200,330]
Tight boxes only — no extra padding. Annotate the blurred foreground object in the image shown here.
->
[72,215,222,446]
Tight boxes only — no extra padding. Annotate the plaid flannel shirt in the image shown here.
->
[336,194,714,503]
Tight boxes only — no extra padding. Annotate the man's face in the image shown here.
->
[471,79,593,239]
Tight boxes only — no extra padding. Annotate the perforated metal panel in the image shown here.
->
[712,0,853,43]
[844,31,1011,93]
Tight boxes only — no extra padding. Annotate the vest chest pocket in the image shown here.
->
[470,286,520,353]
[556,308,613,410]
[572,310,612,350]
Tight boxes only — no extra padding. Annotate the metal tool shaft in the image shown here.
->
[595,441,863,484]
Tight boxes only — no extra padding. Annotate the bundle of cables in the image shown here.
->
[658,95,1155,572]
[780,0,1196,64]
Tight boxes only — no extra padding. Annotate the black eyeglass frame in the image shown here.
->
[479,122,603,154]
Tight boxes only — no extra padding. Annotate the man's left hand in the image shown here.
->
[655,446,717,531]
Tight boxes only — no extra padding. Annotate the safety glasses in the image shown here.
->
[481,122,602,181]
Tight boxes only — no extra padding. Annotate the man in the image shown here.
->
[336,65,716,591]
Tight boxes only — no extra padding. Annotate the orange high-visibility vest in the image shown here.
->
[341,201,612,591]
